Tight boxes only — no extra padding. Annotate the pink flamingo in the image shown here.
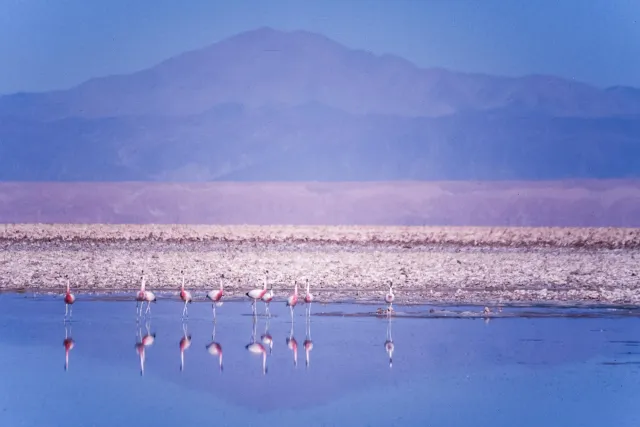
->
[286,281,299,321]
[303,279,313,317]
[261,285,274,317]
[179,270,193,319]
[206,273,225,321]
[384,281,395,315]
[136,272,156,317]
[64,276,76,320]
[246,270,269,315]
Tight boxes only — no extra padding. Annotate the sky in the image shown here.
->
[0,0,639,94]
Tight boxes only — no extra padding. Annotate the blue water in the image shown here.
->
[1,294,640,427]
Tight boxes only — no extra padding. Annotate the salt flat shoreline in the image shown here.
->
[1,224,639,305]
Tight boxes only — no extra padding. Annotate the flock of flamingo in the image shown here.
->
[62,269,396,322]
[60,269,397,375]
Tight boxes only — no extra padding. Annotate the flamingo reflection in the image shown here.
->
[385,316,394,368]
[245,313,268,375]
[63,321,75,371]
[179,322,192,372]
[286,315,298,368]
[135,320,155,376]
[261,315,273,354]
[303,309,313,369]
[206,321,223,373]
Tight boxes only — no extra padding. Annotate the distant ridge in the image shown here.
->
[0,27,639,182]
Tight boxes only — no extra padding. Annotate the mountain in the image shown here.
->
[0,27,640,182]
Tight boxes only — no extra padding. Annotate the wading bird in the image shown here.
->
[304,279,313,317]
[261,285,274,317]
[136,272,156,317]
[206,274,225,321]
[246,270,269,315]
[286,281,299,321]
[385,281,395,314]
[179,270,193,319]
[63,276,76,320]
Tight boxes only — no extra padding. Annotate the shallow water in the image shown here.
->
[1,294,640,427]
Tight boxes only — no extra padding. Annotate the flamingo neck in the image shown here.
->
[141,277,146,292]
[66,281,70,294]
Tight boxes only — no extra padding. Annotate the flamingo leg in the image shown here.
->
[145,301,151,315]
[69,305,73,319]
[136,301,139,317]
[182,301,188,319]
[212,304,216,321]
[64,303,68,320]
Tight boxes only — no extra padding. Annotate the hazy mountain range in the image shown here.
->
[1,27,640,181]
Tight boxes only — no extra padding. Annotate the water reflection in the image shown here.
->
[245,313,268,374]
[135,319,155,376]
[261,315,273,354]
[179,321,192,372]
[304,311,313,369]
[286,315,298,368]
[206,321,223,373]
[384,316,394,368]
[7,295,640,426]
[63,321,75,371]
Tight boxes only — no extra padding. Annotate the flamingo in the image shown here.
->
[206,321,223,373]
[136,272,156,317]
[286,281,299,321]
[303,309,313,369]
[179,322,192,372]
[179,270,193,319]
[385,315,394,368]
[385,281,395,315]
[246,270,269,315]
[63,322,75,371]
[206,274,225,321]
[63,276,76,320]
[261,285,274,317]
[304,279,313,317]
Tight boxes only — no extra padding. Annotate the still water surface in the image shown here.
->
[1,293,640,426]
